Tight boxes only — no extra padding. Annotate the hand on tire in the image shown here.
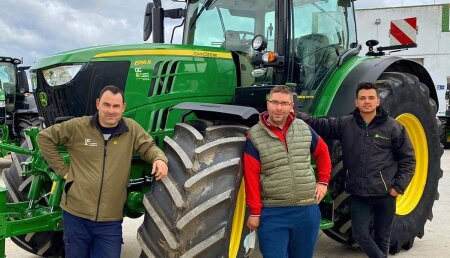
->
[152,160,168,180]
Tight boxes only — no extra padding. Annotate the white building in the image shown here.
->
[356,4,449,116]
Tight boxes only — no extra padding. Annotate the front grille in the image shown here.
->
[35,61,130,126]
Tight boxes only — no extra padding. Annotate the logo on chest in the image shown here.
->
[84,138,98,147]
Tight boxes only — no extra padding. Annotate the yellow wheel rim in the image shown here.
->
[229,180,246,258]
[395,114,428,215]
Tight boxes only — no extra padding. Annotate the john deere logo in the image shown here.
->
[39,92,48,107]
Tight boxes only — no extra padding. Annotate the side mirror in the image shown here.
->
[143,3,154,41]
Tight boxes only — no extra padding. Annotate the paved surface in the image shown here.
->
[0,150,449,257]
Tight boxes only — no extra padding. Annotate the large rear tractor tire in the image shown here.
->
[2,142,64,257]
[323,72,443,253]
[137,120,250,258]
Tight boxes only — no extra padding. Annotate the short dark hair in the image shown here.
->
[269,85,293,98]
[355,82,378,97]
[99,85,125,103]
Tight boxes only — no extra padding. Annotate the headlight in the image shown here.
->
[0,101,5,108]
[42,64,83,87]
[252,34,268,52]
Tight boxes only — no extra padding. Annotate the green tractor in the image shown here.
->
[0,0,443,257]
[0,56,40,144]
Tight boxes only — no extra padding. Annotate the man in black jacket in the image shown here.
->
[297,82,415,258]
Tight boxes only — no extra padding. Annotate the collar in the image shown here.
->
[352,107,388,126]
[90,113,129,136]
[260,111,295,131]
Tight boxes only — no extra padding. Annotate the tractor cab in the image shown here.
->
[0,57,37,142]
[0,57,21,112]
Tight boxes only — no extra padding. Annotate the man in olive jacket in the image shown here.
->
[37,85,168,258]
[297,82,415,258]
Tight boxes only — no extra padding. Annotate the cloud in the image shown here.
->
[1,0,184,66]
[6,0,447,66]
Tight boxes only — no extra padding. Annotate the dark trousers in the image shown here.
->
[63,211,123,258]
[257,205,321,258]
[350,195,396,258]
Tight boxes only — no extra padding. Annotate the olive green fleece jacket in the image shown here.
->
[37,114,168,222]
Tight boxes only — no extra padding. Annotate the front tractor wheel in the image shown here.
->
[323,72,443,253]
[137,120,249,257]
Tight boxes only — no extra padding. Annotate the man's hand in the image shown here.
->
[63,173,68,180]
[389,188,399,197]
[152,160,168,180]
[315,183,328,203]
[247,216,260,230]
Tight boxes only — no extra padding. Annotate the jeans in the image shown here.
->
[257,205,321,258]
[350,195,396,258]
[63,211,123,258]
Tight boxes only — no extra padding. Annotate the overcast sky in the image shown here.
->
[1,0,449,67]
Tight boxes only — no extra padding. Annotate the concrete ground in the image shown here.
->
[0,150,449,257]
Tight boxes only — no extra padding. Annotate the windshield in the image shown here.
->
[0,62,17,109]
[184,0,276,86]
[184,0,275,52]
[0,62,17,86]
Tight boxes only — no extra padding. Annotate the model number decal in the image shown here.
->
[135,60,152,66]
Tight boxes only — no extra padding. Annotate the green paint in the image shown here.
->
[443,5,449,32]
[312,55,370,116]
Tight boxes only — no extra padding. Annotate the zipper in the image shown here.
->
[362,123,368,192]
[282,130,296,205]
[278,127,296,205]
[95,139,108,221]
[344,169,348,190]
[379,171,388,192]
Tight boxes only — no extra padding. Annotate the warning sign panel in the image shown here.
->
[390,17,417,46]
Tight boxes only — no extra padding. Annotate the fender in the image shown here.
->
[173,102,259,126]
[327,56,436,117]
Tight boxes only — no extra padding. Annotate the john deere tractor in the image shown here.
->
[0,56,39,144]
[0,0,443,257]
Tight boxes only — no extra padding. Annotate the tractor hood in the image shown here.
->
[31,43,232,70]
[31,43,238,128]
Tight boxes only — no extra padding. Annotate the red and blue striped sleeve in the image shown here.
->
[308,126,332,184]
[243,135,262,216]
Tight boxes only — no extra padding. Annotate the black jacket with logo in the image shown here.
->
[297,107,415,196]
